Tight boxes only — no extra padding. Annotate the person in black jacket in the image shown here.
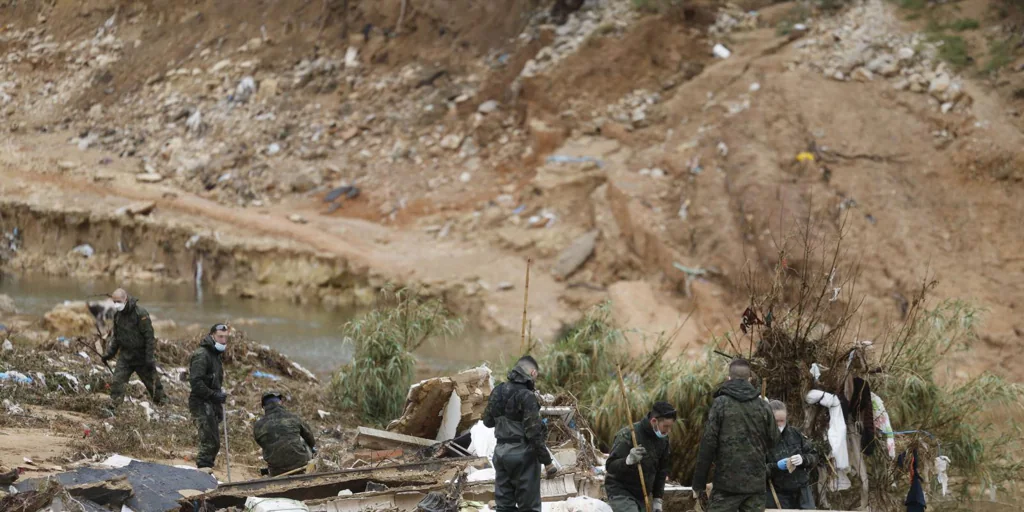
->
[188,324,229,469]
[605,402,676,512]
[765,400,818,509]
[482,356,555,512]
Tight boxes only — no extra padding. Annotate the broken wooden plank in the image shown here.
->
[67,475,133,508]
[355,426,436,450]
[181,457,487,510]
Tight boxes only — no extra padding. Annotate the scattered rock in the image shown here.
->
[497,282,514,291]
[135,172,164,183]
[57,161,78,171]
[477,100,499,114]
[115,201,157,217]
[851,67,874,82]
[440,134,465,150]
[288,214,308,224]
[552,230,599,281]
[929,73,951,97]
[897,47,915,61]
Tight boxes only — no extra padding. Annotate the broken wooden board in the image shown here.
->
[354,426,435,450]
[306,483,440,512]
[66,475,133,507]
[179,457,488,510]
[462,474,580,503]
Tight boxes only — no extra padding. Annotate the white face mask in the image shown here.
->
[214,342,227,352]
[113,302,126,312]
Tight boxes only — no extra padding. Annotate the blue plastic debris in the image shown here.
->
[546,155,604,168]
[512,205,526,215]
[0,371,33,384]
[252,371,281,381]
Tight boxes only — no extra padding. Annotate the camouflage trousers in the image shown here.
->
[110,361,166,405]
[190,401,222,468]
[607,494,644,512]
[708,490,765,512]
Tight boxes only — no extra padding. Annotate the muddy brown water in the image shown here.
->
[0,273,512,376]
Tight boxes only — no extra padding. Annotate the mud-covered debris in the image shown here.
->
[388,366,492,440]
[115,201,157,217]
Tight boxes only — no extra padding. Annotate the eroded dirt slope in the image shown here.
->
[1,0,1022,379]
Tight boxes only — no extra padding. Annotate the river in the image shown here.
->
[0,273,512,376]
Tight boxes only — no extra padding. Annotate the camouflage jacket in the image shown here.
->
[482,366,552,465]
[605,419,671,501]
[691,379,778,495]
[254,402,316,472]
[188,335,224,405]
[769,425,819,492]
[103,297,156,365]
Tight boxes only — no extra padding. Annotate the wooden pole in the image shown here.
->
[762,379,781,509]
[520,258,532,353]
[615,366,652,512]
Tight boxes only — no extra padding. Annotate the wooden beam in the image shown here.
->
[355,426,437,450]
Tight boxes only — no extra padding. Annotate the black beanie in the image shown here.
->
[651,401,677,420]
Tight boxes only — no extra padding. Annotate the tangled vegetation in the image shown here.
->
[533,218,1024,508]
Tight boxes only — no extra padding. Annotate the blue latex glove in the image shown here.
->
[777,459,788,470]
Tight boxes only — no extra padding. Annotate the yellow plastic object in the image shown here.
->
[796,151,815,162]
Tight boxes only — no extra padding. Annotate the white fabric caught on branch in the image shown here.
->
[870,392,896,458]
[805,389,849,470]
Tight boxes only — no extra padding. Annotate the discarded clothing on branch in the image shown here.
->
[871,392,896,458]
[805,389,849,470]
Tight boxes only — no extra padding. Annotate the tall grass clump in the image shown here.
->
[539,302,625,401]
[330,288,462,426]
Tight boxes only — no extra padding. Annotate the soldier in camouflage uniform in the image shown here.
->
[765,400,818,509]
[101,289,166,406]
[254,391,317,476]
[691,359,778,512]
[604,402,676,512]
[482,355,556,512]
[188,324,229,469]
